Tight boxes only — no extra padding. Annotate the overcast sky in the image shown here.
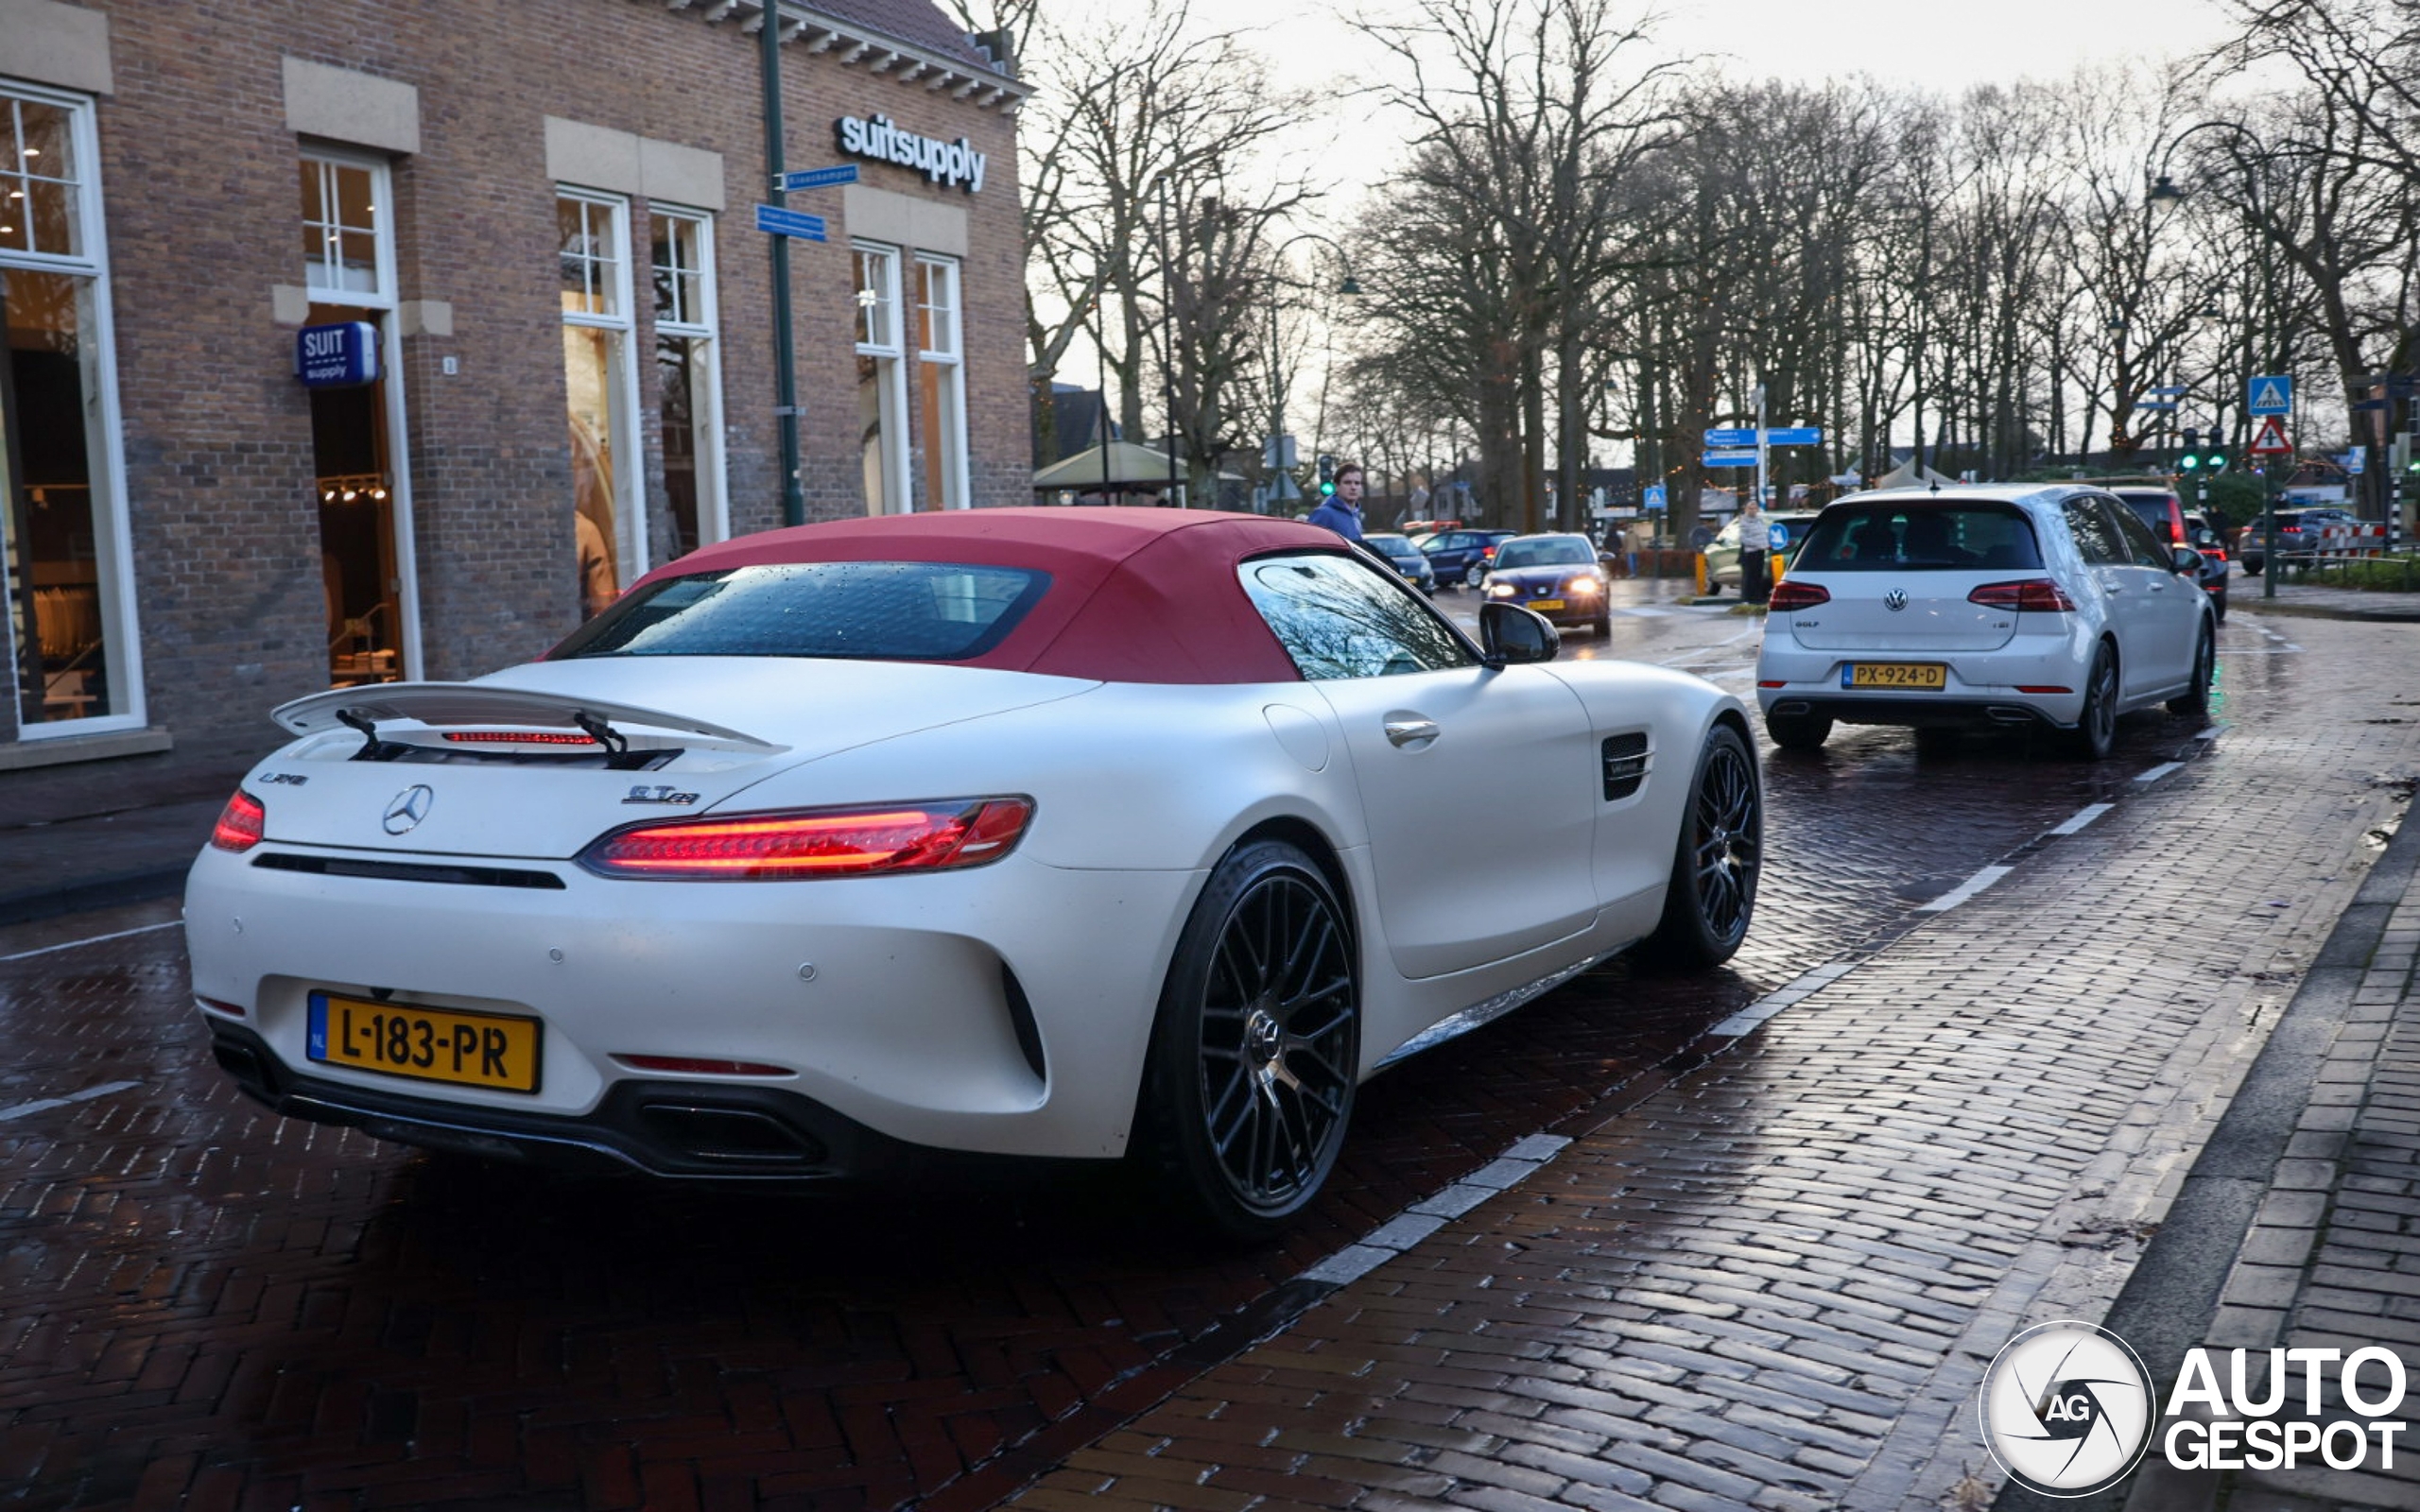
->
[1225,0,2243,98]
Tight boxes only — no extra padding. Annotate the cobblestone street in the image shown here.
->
[4,599,2417,1511]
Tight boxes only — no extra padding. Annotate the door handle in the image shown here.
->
[1384,717,1440,748]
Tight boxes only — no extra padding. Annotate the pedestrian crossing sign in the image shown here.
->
[2248,375,2292,415]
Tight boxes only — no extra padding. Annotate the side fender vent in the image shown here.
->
[1601,732,1651,800]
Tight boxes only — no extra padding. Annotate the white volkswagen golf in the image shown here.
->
[1754,486,2216,757]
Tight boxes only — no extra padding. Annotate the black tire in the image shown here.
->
[1143,839,1358,1241]
[1704,579,1725,598]
[1464,563,1485,589]
[1639,725,1760,968]
[1592,614,1612,638]
[2243,560,2263,576]
[2069,641,2118,760]
[1765,712,1831,750]
[2167,620,2214,718]
[1912,725,1962,757]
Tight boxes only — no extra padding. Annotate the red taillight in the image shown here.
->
[1967,579,2076,612]
[583,798,1033,879]
[614,1055,791,1076]
[1768,580,1830,611]
[210,790,266,852]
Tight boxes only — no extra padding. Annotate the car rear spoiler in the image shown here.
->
[270,682,784,749]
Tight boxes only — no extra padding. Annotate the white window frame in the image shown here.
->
[852,240,910,516]
[0,81,139,738]
[558,188,646,583]
[914,254,971,510]
[301,146,424,680]
[648,206,727,548]
[301,151,395,304]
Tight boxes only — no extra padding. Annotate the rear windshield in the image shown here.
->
[552,561,1052,662]
[1794,506,2045,572]
[1493,538,1596,569]
[2113,493,2178,536]
[1363,534,1415,554]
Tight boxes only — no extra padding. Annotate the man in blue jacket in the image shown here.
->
[1307,461,1366,541]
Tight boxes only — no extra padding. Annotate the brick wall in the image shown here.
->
[8,0,1025,817]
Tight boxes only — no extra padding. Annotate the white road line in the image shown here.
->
[2049,803,2115,836]
[0,919,181,964]
[1300,1131,1574,1285]
[2135,762,2185,783]
[1709,959,1858,1038]
[0,1079,141,1124]
[1917,865,2014,913]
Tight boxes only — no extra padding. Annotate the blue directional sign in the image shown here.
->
[1703,450,1758,468]
[777,164,860,192]
[1703,426,1823,446]
[2248,374,2293,416]
[1641,484,1668,511]
[753,203,828,242]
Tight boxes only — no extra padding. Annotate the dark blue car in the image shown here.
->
[1479,533,1612,635]
[1414,528,1519,589]
[1361,533,1438,594]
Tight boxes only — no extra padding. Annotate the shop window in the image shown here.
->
[561,190,640,615]
[1,85,133,735]
[649,209,724,560]
[914,256,968,510]
[300,148,409,688]
[853,242,908,515]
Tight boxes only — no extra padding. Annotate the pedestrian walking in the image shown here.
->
[1622,521,1641,579]
[1307,460,1366,542]
[1738,494,1771,606]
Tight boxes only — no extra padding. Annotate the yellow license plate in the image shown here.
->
[1844,662,1947,690]
[1532,599,1565,612]
[307,991,543,1092]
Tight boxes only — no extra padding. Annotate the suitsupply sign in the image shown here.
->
[834,114,988,194]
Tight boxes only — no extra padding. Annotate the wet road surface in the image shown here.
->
[0,595,2397,1511]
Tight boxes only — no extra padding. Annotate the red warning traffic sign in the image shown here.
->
[2249,414,2293,455]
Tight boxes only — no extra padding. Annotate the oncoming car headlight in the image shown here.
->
[1567,576,1603,595]
[1485,582,1517,598]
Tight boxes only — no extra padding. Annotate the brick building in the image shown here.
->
[0,0,1027,824]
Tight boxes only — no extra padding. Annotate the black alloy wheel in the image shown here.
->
[2070,641,2118,760]
[1146,840,1359,1240]
[2168,621,2215,719]
[1640,725,1760,967]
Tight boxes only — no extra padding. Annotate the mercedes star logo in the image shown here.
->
[382,784,436,834]
[1884,588,1910,611]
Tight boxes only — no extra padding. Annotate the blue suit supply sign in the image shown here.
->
[295,321,380,387]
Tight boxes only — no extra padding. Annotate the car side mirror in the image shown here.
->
[1478,601,1559,666]
[2170,545,2202,575]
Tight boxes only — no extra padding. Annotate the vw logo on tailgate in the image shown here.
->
[1883,588,1909,611]
[382,784,436,834]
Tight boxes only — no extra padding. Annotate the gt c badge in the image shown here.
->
[1884,589,1909,611]
[623,785,700,806]
[382,785,436,834]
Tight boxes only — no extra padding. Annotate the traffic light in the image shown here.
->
[2179,428,2202,471]
[2178,429,2230,475]
[1317,455,1337,497]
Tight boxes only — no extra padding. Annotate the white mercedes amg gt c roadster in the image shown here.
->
[187,508,1760,1236]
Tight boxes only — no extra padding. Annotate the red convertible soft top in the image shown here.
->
[613,507,1353,684]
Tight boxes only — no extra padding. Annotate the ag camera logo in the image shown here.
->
[1979,1320,2154,1496]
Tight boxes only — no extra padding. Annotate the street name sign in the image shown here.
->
[2248,375,2292,416]
[753,203,828,241]
[1703,426,1824,447]
[1703,450,1758,467]
[777,165,860,192]
[2249,414,2293,455]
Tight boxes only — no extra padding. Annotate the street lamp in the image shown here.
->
[1265,231,1359,514]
